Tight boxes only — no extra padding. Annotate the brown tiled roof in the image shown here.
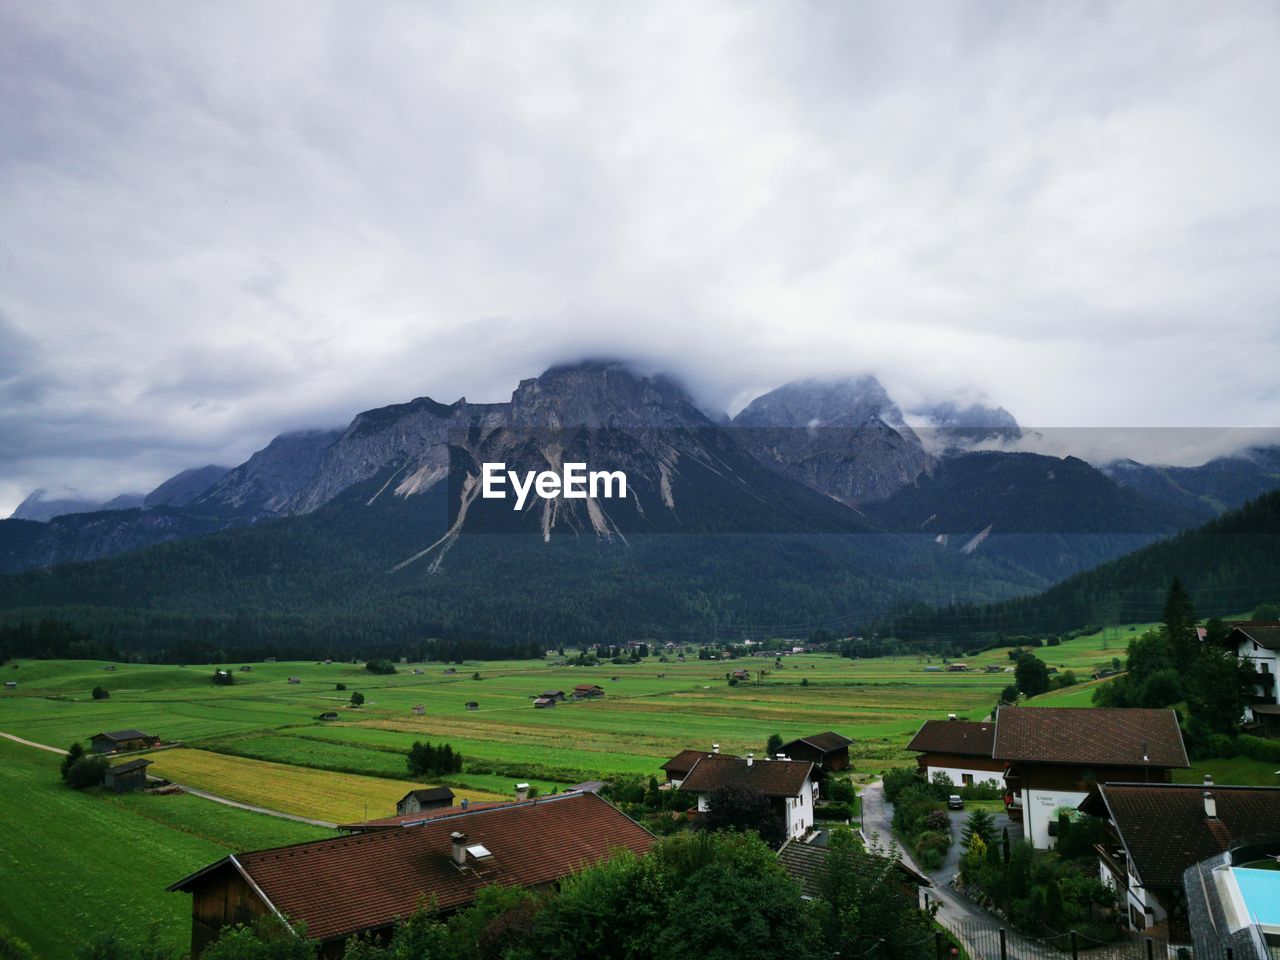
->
[172,792,654,943]
[906,720,994,758]
[661,749,733,776]
[782,732,853,755]
[679,754,814,798]
[993,706,1188,768]
[777,840,929,900]
[340,801,514,831]
[1090,783,1280,889]
[1228,621,1280,651]
[402,787,454,805]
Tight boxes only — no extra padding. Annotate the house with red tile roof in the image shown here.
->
[660,746,736,787]
[678,752,817,840]
[905,717,1001,789]
[993,705,1188,849]
[1079,779,1280,943]
[169,791,654,958]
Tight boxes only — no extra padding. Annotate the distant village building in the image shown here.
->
[443,668,457,675]
[906,717,1002,788]
[170,791,655,958]
[90,729,155,754]
[104,665,116,672]
[1082,780,1280,943]
[572,684,604,700]
[540,690,566,702]
[395,787,455,816]
[730,668,752,681]
[3,681,15,689]
[103,758,152,793]
[287,677,301,684]
[946,662,968,672]
[412,705,425,716]
[678,752,817,841]
[779,732,853,772]
[464,701,479,711]
[317,712,339,721]
[533,697,556,709]
[239,666,252,672]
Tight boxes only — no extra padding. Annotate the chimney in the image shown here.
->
[746,753,754,767]
[776,753,787,761]
[948,713,957,721]
[1203,774,1214,787]
[712,743,720,754]
[451,832,468,866]
[1203,791,1217,819]
[461,798,470,809]
[515,782,530,802]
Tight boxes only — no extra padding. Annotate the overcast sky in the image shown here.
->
[2,1,1279,514]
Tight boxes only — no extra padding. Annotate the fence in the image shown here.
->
[934,920,1235,960]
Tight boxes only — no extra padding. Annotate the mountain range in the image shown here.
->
[1,360,1277,649]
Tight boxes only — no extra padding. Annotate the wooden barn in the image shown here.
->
[90,729,154,754]
[779,732,854,771]
[103,758,152,793]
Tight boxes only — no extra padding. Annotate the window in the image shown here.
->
[962,774,974,786]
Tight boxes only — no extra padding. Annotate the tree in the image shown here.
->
[999,684,1019,704]
[201,916,317,960]
[406,740,463,777]
[1014,655,1049,698]
[765,733,784,757]
[365,659,397,675]
[1163,576,1199,662]
[63,754,108,789]
[817,830,932,960]
[336,683,346,691]
[350,691,365,707]
[697,783,787,848]
[60,742,85,780]
[91,685,110,700]
[1185,648,1250,735]
[962,809,995,849]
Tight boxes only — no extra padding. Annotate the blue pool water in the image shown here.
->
[1234,867,1280,925]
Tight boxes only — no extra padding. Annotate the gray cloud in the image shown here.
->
[1,1,1279,514]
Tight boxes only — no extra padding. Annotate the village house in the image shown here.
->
[660,746,735,787]
[395,787,455,816]
[3,680,15,689]
[103,758,152,793]
[411,705,425,716]
[169,791,655,958]
[946,662,969,672]
[905,716,1002,789]
[571,684,604,700]
[779,732,853,772]
[533,697,556,709]
[1215,621,1280,735]
[730,668,752,681]
[1081,780,1280,943]
[777,838,930,905]
[90,729,155,754]
[540,690,566,702]
[678,752,817,840]
[994,706,1189,849]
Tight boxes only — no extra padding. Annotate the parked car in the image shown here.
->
[948,794,964,810]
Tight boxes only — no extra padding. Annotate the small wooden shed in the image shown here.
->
[103,758,152,793]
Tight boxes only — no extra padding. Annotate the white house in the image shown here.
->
[677,752,817,840]
[1217,622,1280,734]
[905,716,1003,790]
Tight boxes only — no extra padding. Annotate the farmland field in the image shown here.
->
[0,625,1204,956]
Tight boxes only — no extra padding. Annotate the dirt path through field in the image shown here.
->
[0,731,68,754]
[0,730,337,828]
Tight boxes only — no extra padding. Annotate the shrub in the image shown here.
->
[63,755,108,790]
[365,659,397,675]
[882,767,924,804]
[211,669,235,686]
[350,692,365,707]
[1238,734,1280,763]
[815,802,854,821]
[91,685,110,700]
[959,779,1003,800]
[825,778,856,804]
[335,683,346,691]
[923,809,952,832]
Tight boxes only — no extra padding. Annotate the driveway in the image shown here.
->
[861,780,1037,960]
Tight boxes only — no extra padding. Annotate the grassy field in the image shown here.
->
[0,738,333,960]
[0,624,1219,957]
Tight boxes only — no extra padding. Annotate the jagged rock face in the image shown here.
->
[912,401,1021,452]
[194,429,342,517]
[731,376,931,504]
[142,464,230,508]
[10,489,144,522]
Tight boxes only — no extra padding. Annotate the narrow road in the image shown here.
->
[0,731,68,754]
[861,780,1040,960]
[1,729,337,829]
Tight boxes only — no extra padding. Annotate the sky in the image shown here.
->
[2,1,1279,514]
